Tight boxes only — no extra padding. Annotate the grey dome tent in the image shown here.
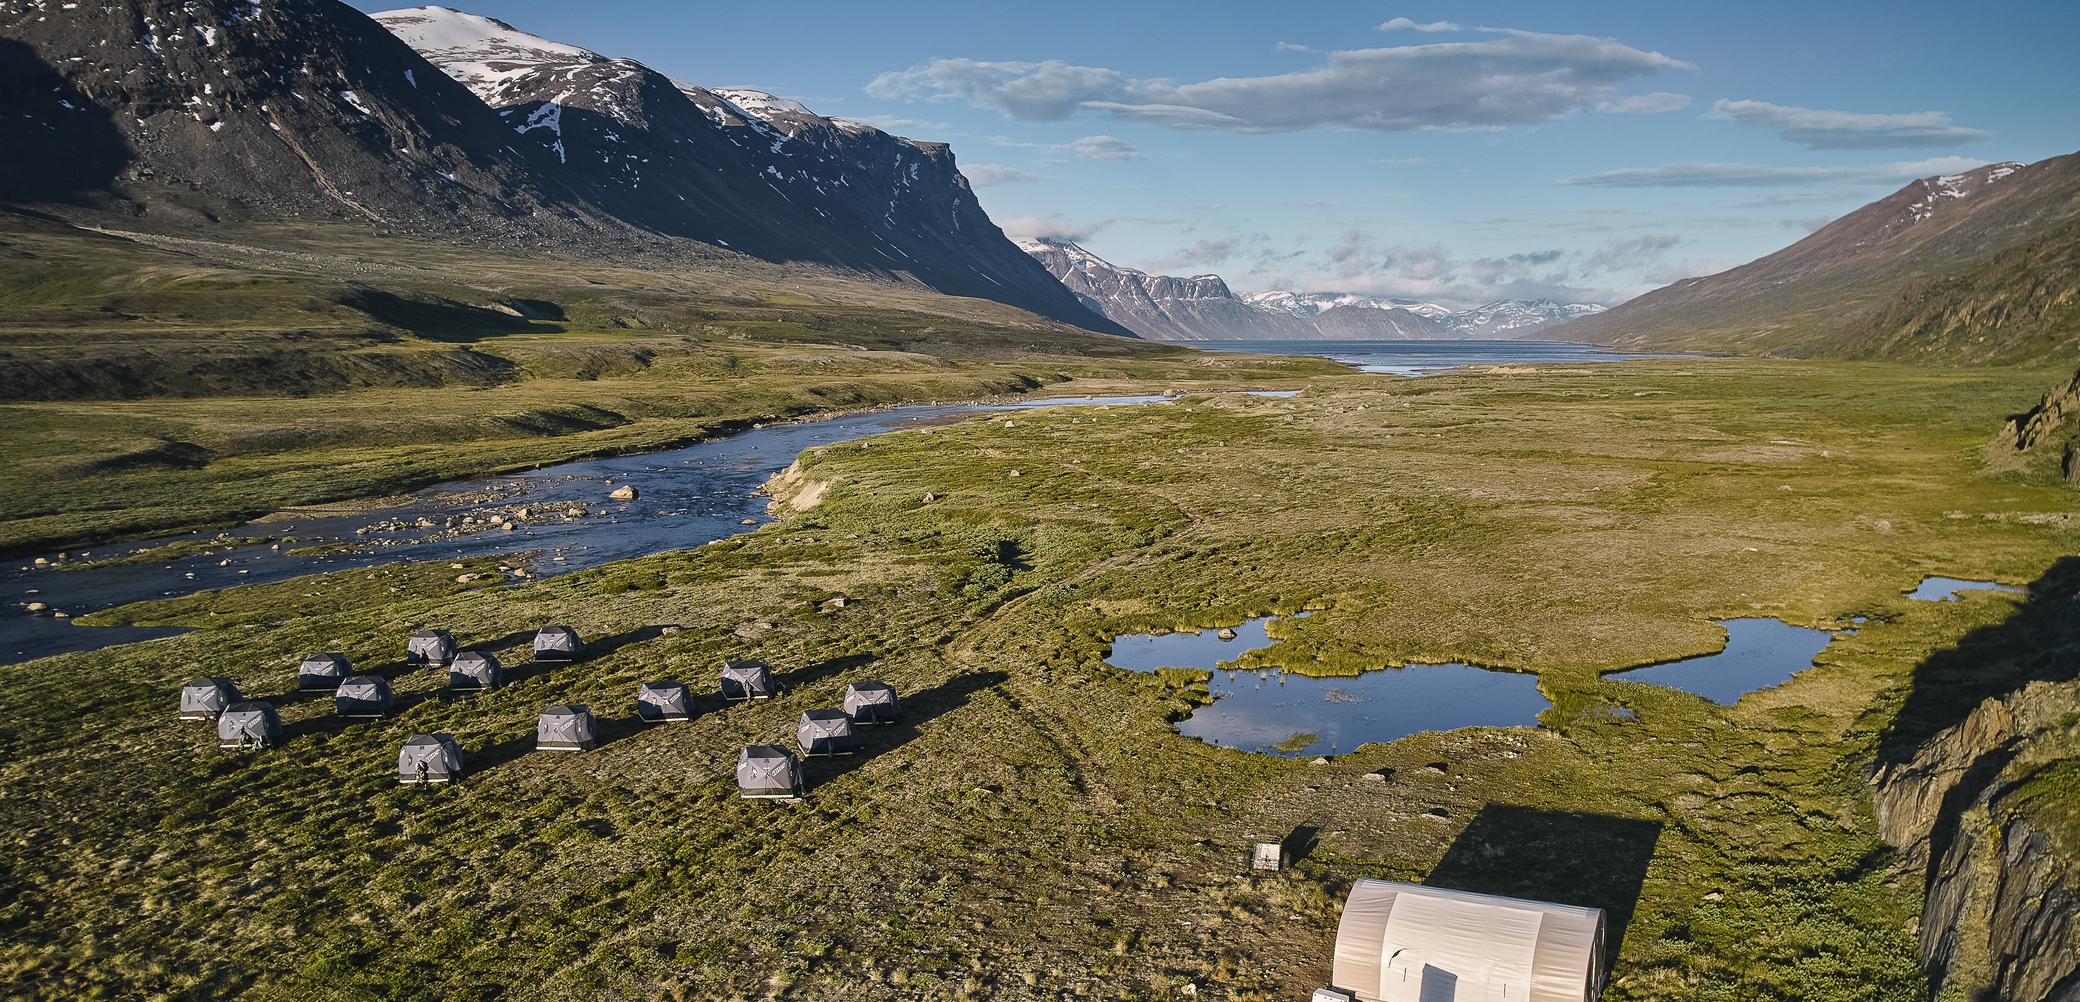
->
[406,629,456,667]
[737,744,803,799]
[797,708,859,757]
[533,625,584,663]
[844,680,901,725]
[719,659,776,702]
[298,652,352,690]
[335,675,395,718]
[536,704,598,752]
[217,701,282,750]
[397,733,464,783]
[1329,879,1606,1002]
[450,651,503,691]
[179,677,242,720]
[636,680,694,723]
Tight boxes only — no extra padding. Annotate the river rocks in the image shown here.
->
[566,507,586,517]
[740,518,757,525]
[1217,628,1237,641]
[609,485,638,501]
[25,602,47,612]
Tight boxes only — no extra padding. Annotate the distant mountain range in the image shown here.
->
[1019,239,1604,341]
[1545,152,2080,363]
[0,1,1128,335]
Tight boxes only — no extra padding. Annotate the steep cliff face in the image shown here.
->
[1874,680,2080,1001]
[370,6,1128,334]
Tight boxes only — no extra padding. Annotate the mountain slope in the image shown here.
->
[1547,152,2080,362]
[1023,239,1603,340]
[0,0,596,232]
[369,7,1127,335]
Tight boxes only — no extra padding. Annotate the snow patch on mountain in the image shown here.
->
[370,6,600,100]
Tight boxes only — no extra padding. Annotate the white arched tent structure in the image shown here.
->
[1331,880,1606,1002]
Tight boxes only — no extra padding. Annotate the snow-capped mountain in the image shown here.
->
[0,1,1123,335]
[366,6,1120,333]
[1023,240,1604,340]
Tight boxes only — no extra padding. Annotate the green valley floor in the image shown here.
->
[4,357,2077,1001]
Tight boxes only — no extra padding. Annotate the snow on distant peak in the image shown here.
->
[371,6,601,99]
[712,88,816,121]
[1242,290,1451,319]
[1905,160,2026,224]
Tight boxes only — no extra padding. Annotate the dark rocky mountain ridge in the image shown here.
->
[0,0,1128,334]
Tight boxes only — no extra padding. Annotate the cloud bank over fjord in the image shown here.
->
[866,30,1691,134]
[1554,156,1988,188]
[962,164,1050,186]
[1704,99,1991,149]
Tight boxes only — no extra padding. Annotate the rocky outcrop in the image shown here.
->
[1873,679,2080,1001]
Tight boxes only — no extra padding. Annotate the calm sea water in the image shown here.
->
[1188,339,1653,376]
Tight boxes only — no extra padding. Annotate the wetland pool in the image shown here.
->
[5,394,1177,665]
[1109,615,1839,755]
[1906,576,2022,601]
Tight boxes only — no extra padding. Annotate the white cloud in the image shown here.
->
[995,216,1112,243]
[1596,91,1691,114]
[867,30,1690,134]
[1057,135,1143,161]
[1554,155,1987,187]
[1275,41,1314,52]
[1704,99,1990,150]
[1378,17,1462,32]
[963,164,1050,186]
[1586,234,1681,272]
[1144,238,1241,272]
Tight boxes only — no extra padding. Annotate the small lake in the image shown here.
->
[4,394,1173,665]
[1187,339,1656,377]
[1110,615,1844,754]
[1107,618,1550,757]
[1905,576,2022,602]
[1605,618,1832,705]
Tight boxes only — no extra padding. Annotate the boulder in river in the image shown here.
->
[609,485,639,501]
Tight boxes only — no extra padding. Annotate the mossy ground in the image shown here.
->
[3,358,2077,1001]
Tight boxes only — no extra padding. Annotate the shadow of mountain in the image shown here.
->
[804,670,1008,783]
[339,288,563,343]
[1879,556,2080,766]
[1425,804,1661,974]
[0,40,130,202]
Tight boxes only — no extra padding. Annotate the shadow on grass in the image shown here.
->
[779,652,880,691]
[1878,555,2080,766]
[1425,804,1661,975]
[806,670,1008,783]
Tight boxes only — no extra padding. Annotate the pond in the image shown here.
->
[1604,618,1833,706]
[1109,615,1846,755]
[4,394,1175,665]
[1107,618,1550,757]
[1905,576,2023,602]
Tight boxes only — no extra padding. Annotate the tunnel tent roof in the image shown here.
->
[1331,880,1604,1002]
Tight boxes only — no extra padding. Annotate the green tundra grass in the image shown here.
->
[3,357,2078,1002]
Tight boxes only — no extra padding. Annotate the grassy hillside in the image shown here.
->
[5,358,2077,1001]
[0,208,1341,556]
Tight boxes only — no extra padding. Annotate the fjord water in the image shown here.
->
[3,395,1169,665]
[1187,339,1646,376]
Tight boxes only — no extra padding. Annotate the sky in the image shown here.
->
[354,0,2080,309]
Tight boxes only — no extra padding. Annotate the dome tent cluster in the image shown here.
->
[177,623,903,797]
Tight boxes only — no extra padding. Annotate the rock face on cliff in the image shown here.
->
[1874,678,2080,1000]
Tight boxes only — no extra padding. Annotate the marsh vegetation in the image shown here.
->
[4,357,2077,1001]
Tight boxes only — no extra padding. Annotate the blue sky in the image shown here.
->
[357,1,2080,308]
